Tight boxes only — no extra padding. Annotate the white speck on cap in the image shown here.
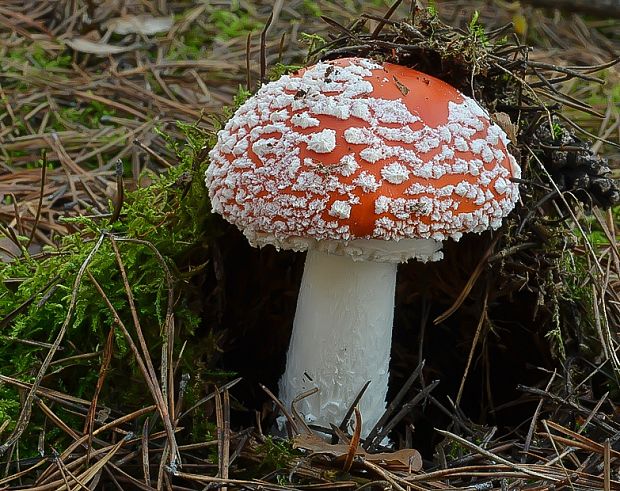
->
[291,112,320,128]
[329,200,352,219]
[381,163,410,184]
[359,147,385,163]
[351,101,371,120]
[375,196,390,214]
[339,154,360,177]
[307,129,336,153]
[494,177,509,194]
[354,171,381,193]
[344,127,376,145]
[415,136,441,153]
[454,137,469,152]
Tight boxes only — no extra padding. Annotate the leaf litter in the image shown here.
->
[0,0,620,490]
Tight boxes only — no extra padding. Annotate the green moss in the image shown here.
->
[56,100,115,128]
[168,25,211,60]
[7,44,71,72]
[0,122,216,455]
[302,0,323,17]
[299,32,327,59]
[269,63,304,81]
[256,437,299,470]
[0,388,20,433]
[31,45,72,70]
[208,7,261,41]
[427,1,438,18]
[468,11,489,47]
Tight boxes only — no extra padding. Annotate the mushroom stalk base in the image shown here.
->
[278,248,397,437]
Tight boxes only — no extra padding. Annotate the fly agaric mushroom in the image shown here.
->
[205,57,520,437]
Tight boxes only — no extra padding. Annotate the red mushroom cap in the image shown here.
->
[206,57,520,261]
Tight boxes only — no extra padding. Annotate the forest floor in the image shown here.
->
[1,0,620,489]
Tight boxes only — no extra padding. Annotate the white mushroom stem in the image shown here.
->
[278,238,441,438]
[280,239,442,437]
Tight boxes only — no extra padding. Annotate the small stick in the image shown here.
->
[321,15,358,37]
[342,408,361,472]
[26,153,47,249]
[167,469,304,490]
[133,139,174,168]
[336,380,370,442]
[260,12,274,83]
[109,236,178,455]
[291,387,318,435]
[277,32,286,64]
[35,406,156,486]
[86,266,179,466]
[246,32,252,91]
[369,380,440,451]
[223,389,231,487]
[604,438,611,491]
[51,449,73,490]
[542,419,574,487]
[174,373,190,423]
[9,193,24,238]
[434,235,500,324]
[142,419,151,487]
[527,59,610,82]
[361,459,408,491]
[555,112,620,149]
[371,0,403,39]
[36,399,81,443]
[259,383,300,436]
[177,377,241,420]
[456,288,488,406]
[214,388,226,491]
[365,361,424,448]
[109,160,124,224]
[0,221,22,252]
[111,237,176,418]
[522,371,556,464]
[83,326,115,465]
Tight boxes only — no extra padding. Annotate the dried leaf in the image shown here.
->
[493,112,518,144]
[293,433,422,471]
[393,75,410,95]
[104,15,174,35]
[64,37,139,55]
[370,449,423,469]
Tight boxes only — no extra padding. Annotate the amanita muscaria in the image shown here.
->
[206,57,521,437]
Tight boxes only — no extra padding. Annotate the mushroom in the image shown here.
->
[205,58,521,437]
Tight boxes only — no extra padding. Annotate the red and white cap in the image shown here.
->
[206,57,520,263]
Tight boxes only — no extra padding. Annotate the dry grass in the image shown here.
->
[1,0,620,489]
